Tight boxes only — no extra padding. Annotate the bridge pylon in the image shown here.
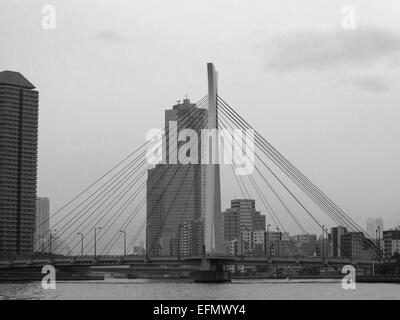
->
[195,63,230,283]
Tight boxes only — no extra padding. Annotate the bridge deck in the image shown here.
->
[0,255,379,269]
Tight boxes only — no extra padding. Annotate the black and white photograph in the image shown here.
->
[0,0,400,306]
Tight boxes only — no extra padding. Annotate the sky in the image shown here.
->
[1,0,400,252]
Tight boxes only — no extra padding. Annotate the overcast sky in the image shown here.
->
[1,0,400,252]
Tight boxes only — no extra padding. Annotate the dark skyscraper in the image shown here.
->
[331,226,347,258]
[0,71,38,254]
[146,99,206,256]
[222,199,266,255]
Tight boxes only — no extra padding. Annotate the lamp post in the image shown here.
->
[94,227,102,259]
[377,226,381,261]
[265,224,271,257]
[49,229,57,256]
[276,227,281,257]
[322,225,325,264]
[77,232,84,256]
[325,227,329,260]
[119,230,126,256]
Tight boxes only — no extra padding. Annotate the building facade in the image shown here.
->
[34,197,50,253]
[291,234,317,257]
[0,71,38,254]
[341,232,364,259]
[339,232,375,260]
[146,99,206,256]
[178,219,203,256]
[383,229,400,259]
[331,226,347,258]
[222,199,267,256]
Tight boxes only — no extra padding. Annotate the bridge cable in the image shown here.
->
[101,109,208,255]
[218,116,303,256]
[217,97,379,258]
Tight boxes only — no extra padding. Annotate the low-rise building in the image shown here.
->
[383,228,400,259]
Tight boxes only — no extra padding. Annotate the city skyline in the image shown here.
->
[2,0,400,303]
[1,69,398,258]
[1,1,400,235]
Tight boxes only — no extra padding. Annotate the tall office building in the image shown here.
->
[341,232,364,259]
[331,226,347,258]
[146,99,207,256]
[341,231,376,260]
[222,199,266,255]
[0,71,38,254]
[252,210,266,232]
[35,197,50,253]
[222,208,241,244]
[146,165,166,256]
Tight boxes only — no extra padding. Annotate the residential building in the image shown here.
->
[0,71,38,254]
[383,228,400,259]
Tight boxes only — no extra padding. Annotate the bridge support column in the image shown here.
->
[204,62,223,255]
[194,63,229,283]
[195,249,231,283]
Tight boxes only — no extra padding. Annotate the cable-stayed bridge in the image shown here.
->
[0,64,382,276]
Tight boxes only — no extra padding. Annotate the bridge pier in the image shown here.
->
[194,258,231,283]
[194,268,231,283]
[193,249,231,283]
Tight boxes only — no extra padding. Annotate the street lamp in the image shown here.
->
[77,232,84,256]
[276,227,281,257]
[49,229,57,256]
[377,226,381,260]
[119,230,126,256]
[94,227,102,259]
[265,224,271,257]
[325,227,329,260]
[322,225,325,264]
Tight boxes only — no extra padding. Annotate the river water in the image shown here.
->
[0,279,399,300]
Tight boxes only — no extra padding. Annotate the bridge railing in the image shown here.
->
[0,254,381,269]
